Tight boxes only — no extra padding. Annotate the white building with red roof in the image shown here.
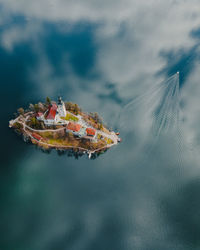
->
[36,97,68,126]
[44,103,58,125]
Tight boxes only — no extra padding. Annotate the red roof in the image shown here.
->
[36,112,43,117]
[46,103,57,120]
[67,122,81,132]
[32,133,42,141]
[86,128,96,136]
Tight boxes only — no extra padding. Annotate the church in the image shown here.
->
[36,97,67,125]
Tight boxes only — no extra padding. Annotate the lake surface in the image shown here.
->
[1,1,200,249]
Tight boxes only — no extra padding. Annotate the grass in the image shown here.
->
[61,113,79,122]
[48,138,65,145]
[38,131,54,138]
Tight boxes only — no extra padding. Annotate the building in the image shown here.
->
[86,128,96,137]
[66,122,82,136]
[45,103,58,125]
[57,96,66,117]
[36,112,44,121]
[36,97,68,126]
[32,133,42,141]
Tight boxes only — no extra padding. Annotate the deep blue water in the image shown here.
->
[1,1,200,250]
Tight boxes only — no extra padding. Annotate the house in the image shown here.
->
[86,128,96,137]
[36,112,44,121]
[66,122,82,136]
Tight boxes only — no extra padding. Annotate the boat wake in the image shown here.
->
[118,73,187,163]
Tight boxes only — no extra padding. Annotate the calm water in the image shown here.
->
[1,1,200,250]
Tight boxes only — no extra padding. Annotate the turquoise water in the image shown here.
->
[1,1,200,249]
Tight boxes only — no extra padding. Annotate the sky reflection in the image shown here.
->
[1,0,200,249]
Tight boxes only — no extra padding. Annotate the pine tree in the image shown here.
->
[46,97,51,105]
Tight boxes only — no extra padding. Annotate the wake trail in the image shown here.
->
[118,72,187,166]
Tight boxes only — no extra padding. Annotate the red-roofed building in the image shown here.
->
[46,103,57,120]
[32,133,42,141]
[67,122,82,132]
[86,128,96,137]
[36,112,44,121]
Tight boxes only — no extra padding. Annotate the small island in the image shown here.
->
[9,97,121,158]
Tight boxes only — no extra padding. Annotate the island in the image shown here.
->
[9,97,121,158]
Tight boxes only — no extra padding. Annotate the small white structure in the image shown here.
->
[36,112,44,121]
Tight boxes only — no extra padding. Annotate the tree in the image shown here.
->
[30,117,41,129]
[17,107,24,115]
[34,104,39,112]
[65,102,73,111]
[30,117,37,127]
[90,112,102,124]
[14,122,23,129]
[74,104,79,115]
[46,97,51,105]
[29,103,34,111]
[98,123,103,130]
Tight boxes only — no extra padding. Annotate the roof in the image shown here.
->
[67,122,82,132]
[36,112,43,117]
[86,128,96,136]
[46,103,57,120]
[32,133,42,141]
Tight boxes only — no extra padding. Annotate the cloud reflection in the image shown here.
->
[1,0,200,249]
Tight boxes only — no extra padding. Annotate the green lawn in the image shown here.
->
[61,113,79,122]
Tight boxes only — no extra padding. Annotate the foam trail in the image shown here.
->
[119,73,180,134]
[119,73,183,152]
[152,72,180,137]
[115,73,192,167]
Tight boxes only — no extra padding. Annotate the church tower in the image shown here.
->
[57,96,67,117]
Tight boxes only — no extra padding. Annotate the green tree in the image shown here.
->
[74,104,79,115]
[30,117,37,127]
[46,97,51,105]
[98,123,103,130]
[30,117,41,129]
[34,104,39,112]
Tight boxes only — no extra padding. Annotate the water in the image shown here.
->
[1,1,200,249]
